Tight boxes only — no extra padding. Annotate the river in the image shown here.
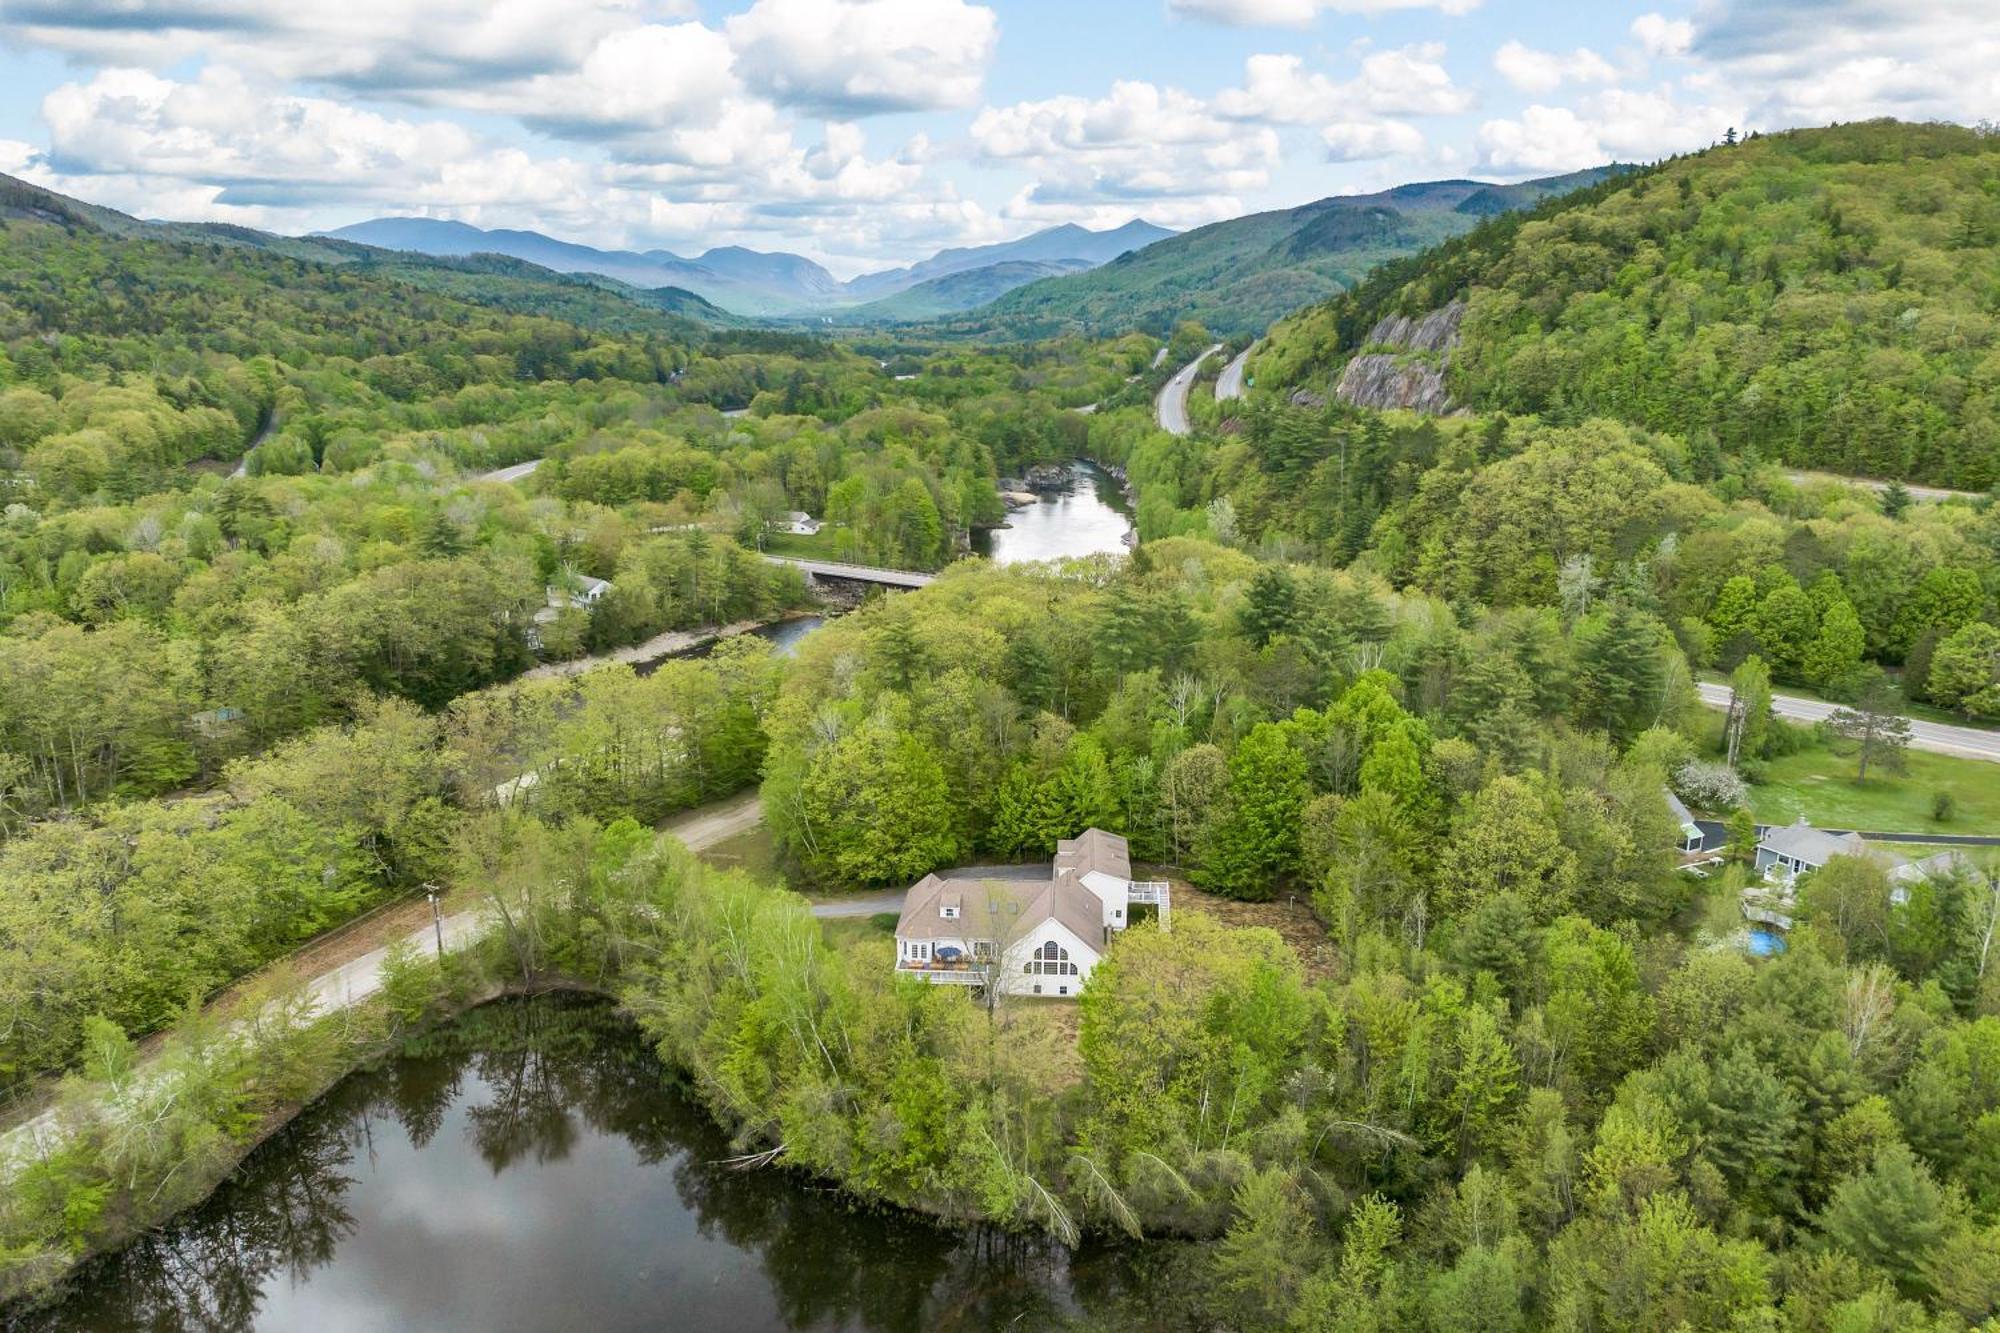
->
[972,461,1133,565]
[638,614,826,673]
[9,998,1195,1333]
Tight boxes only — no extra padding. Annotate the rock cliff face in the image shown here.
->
[1334,299,1464,414]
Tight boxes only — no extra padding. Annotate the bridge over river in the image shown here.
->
[759,554,935,589]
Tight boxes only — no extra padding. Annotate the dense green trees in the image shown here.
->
[1261,121,2000,491]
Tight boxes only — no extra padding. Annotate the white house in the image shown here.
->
[893,829,1168,998]
[527,574,612,649]
[782,510,821,536]
[1663,788,1707,855]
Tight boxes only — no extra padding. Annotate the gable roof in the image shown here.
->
[1055,828,1131,884]
[895,873,1104,951]
[1760,818,1868,865]
[1663,787,1696,828]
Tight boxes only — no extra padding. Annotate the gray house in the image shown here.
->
[1755,818,1869,881]
[1756,817,1976,900]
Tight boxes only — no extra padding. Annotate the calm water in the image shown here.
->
[972,461,1133,566]
[638,616,826,674]
[11,998,1191,1333]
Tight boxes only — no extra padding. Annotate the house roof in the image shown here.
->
[1663,787,1704,839]
[895,873,1104,950]
[1888,849,1974,883]
[1054,828,1131,884]
[1760,818,1868,865]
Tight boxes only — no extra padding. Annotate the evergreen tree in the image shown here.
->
[1203,723,1309,900]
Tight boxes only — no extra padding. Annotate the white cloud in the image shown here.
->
[1630,13,1695,59]
[1475,88,1744,175]
[1492,40,1618,94]
[724,0,997,114]
[1691,0,2000,128]
[1473,105,1604,175]
[0,0,666,96]
[1215,46,1469,124]
[1321,119,1426,161]
[1169,0,1481,25]
[973,80,1278,226]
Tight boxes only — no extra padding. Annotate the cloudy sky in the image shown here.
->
[0,0,1991,276]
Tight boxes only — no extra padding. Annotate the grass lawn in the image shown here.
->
[758,529,843,561]
[1744,743,2000,832]
[693,824,786,879]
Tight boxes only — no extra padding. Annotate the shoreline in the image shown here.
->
[518,610,826,683]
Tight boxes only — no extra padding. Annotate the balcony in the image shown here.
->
[896,958,989,985]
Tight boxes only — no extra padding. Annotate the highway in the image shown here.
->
[479,457,544,483]
[1694,681,2000,764]
[1782,470,1981,504]
[1155,343,1222,436]
[1215,345,1251,402]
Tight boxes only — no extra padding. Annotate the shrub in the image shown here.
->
[1674,759,1749,812]
[1932,791,1957,824]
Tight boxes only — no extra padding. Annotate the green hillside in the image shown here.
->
[1253,120,2000,490]
[0,173,729,336]
[840,257,1091,323]
[932,168,1615,338]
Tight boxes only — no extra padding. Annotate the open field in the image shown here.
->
[1745,744,2000,832]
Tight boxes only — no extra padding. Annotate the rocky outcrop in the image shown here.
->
[1334,299,1465,414]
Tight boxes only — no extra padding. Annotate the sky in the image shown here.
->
[0,0,1992,278]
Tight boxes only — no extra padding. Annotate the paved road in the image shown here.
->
[1695,681,2000,764]
[810,892,906,919]
[1155,343,1222,436]
[1215,346,1251,402]
[1783,470,1981,504]
[761,554,934,589]
[479,458,544,483]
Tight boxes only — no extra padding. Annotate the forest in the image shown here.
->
[1254,121,2000,491]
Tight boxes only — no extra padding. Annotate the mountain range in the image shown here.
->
[318,216,1175,319]
[924,167,1623,338]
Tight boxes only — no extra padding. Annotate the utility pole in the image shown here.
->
[424,882,445,960]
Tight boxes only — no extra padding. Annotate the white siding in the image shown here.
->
[1078,869,1130,931]
[998,919,1101,998]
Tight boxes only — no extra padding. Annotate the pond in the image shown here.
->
[9,997,1193,1333]
[972,461,1133,566]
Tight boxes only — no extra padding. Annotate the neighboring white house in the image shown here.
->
[527,574,612,649]
[782,510,821,536]
[1663,788,1706,855]
[893,829,1168,998]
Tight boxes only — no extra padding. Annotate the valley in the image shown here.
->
[2,113,1999,1333]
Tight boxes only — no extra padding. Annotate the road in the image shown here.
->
[1782,470,1981,504]
[1215,346,1251,402]
[1694,681,2000,764]
[1155,343,1222,436]
[480,457,544,483]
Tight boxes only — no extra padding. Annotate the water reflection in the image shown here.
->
[973,461,1133,566]
[10,998,1186,1333]
[637,615,825,675]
